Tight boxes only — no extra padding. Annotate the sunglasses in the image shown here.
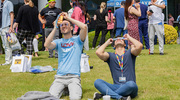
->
[113,37,125,41]
[60,23,69,27]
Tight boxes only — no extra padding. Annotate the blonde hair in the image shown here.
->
[25,0,34,7]
[100,2,106,13]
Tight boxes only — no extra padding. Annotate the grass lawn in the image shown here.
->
[0,44,180,100]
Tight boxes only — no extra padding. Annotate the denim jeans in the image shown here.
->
[94,79,138,100]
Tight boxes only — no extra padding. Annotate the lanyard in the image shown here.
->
[115,51,125,76]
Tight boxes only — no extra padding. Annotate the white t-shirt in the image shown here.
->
[68,8,74,17]
[148,0,165,24]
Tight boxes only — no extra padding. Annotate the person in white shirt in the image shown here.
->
[177,15,180,44]
[68,0,74,17]
[147,0,165,55]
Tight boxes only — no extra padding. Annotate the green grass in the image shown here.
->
[0,44,180,100]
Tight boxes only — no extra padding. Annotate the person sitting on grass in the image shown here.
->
[94,34,143,100]
[44,12,87,100]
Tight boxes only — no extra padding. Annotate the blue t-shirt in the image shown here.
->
[53,35,84,76]
[113,8,125,28]
[106,49,136,84]
[1,0,13,29]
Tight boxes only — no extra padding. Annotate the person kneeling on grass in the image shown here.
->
[94,34,143,100]
[44,12,87,100]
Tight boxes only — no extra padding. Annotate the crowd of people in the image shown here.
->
[0,0,179,100]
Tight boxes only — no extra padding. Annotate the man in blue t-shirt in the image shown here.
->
[113,1,128,49]
[93,34,143,100]
[44,12,87,99]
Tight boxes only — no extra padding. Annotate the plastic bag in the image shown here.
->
[6,32,17,44]
[11,40,21,51]
[29,66,55,73]
[5,32,21,51]
[80,53,90,73]
[10,55,28,72]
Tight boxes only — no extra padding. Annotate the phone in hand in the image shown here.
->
[149,10,154,13]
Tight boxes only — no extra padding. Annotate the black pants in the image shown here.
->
[107,29,115,38]
[17,29,35,55]
[106,29,115,46]
[92,26,107,47]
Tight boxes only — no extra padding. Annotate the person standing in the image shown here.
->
[79,1,89,51]
[135,0,149,49]
[68,0,74,17]
[168,13,174,26]
[39,0,61,58]
[113,1,128,49]
[147,0,165,55]
[13,0,39,56]
[92,2,108,49]
[125,0,141,49]
[177,14,180,44]
[45,12,87,100]
[0,40,2,55]
[71,0,85,36]
[0,0,14,65]
[106,7,114,40]
[32,34,39,57]
[93,34,143,100]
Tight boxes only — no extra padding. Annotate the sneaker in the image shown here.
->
[0,63,11,66]
[93,92,103,100]
[48,56,53,58]
[121,96,131,100]
[96,45,100,48]
[160,53,164,55]
[90,66,93,69]
[92,47,95,50]
[149,53,154,55]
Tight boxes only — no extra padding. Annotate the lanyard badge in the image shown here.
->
[115,51,126,82]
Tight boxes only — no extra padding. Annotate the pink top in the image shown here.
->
[107,13,114,30]
[71,6,85,32]
[168,17,174,26]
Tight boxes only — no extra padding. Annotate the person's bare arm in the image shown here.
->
[94,15,97,20]
[151,2,165,9]
[130,4,141,17]
[96,38,113,61]
[9,12,14,33]
[44,23,57,50]
[38,13,46,24]
[61,12,87,42]
[123,34,143,56]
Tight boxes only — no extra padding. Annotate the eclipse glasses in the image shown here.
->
[112,37,125,41]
